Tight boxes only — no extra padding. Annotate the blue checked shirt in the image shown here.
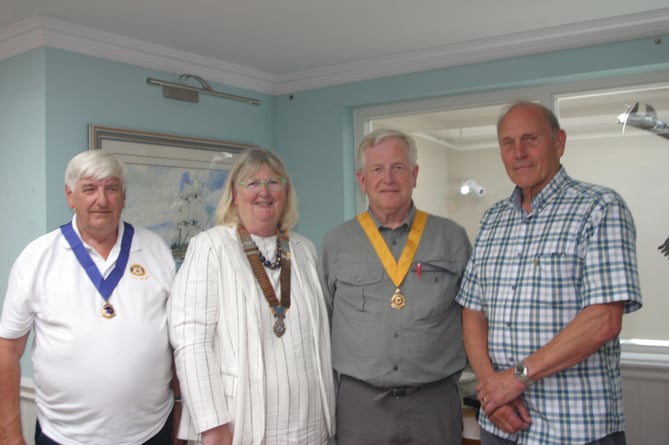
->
[456,167,642,445]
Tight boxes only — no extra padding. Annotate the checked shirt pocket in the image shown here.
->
[531,252,582,307]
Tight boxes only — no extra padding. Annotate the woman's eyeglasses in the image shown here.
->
[237,177,287,193]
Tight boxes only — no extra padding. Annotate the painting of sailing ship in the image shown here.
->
[122,164,228,261]
[169,173,219,259]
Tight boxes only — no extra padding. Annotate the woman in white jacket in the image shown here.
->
[169,147,335,445]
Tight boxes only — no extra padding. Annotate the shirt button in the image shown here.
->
[394,332,399,338]
[393,366,398,371]
[509,357,515,363]
[511,285,517,290]
[506,321,511,327]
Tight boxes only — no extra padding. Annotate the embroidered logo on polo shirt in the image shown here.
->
[129,264,148,279]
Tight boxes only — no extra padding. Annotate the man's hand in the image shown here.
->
[476,367,527,416]
[487,398,532,434]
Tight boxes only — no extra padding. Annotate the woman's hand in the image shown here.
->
[201,424,233,445]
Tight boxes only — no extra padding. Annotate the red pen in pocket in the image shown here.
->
[417,262,422,279]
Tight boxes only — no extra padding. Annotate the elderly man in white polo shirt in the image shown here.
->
[0,150,177,445]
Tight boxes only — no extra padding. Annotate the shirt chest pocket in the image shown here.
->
[531,252,582,307]
[335,264,385,320]
[411,259,462,320]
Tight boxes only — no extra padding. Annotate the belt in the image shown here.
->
[386,385,421,398]
[341,374,454,399]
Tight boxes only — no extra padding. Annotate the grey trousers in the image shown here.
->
[336,374,462,445]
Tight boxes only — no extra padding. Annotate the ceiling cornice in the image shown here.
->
[1,10,668,96]
[0,16,277,94]
[273,8,669,95]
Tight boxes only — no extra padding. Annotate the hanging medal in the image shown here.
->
[390,288,407,309]
[238,225,291,337]
[102,302,116,319]
[61,221,134,319]
[273,306,287,337]
[357,210,427,310]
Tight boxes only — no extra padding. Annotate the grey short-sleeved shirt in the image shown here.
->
[318,205,472,387]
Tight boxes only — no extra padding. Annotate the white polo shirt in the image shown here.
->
[0,216,176,445]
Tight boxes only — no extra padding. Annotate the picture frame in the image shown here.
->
[89,125,258,261]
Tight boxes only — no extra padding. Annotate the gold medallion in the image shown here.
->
[102,303,116,319]
[390,288,406,310]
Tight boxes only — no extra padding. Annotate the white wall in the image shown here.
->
[445,146,513,242]
[412,139,451,217]
[620,344,669,443]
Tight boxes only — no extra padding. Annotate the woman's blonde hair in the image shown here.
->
[215,147,299,230]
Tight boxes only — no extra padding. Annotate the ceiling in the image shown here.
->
[1,1,668,94]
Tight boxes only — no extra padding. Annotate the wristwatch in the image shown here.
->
[514,360,535,386]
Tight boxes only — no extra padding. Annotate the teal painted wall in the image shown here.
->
[0,50,47,268]
[0,50,47,376]
[276,36,669,245]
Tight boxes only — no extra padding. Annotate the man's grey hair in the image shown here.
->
[65,150,127,191]
[356,128,418,172]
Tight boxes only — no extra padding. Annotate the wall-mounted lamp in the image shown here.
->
[460,179,486,197]
[146,74,261,106]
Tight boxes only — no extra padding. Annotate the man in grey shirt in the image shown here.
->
[318,128,471,444]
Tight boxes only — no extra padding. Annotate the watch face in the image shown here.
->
[514,361,533,385]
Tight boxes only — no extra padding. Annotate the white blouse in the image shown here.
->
[169,225,334,445]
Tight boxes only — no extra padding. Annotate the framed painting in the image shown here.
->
[89,125,258,261]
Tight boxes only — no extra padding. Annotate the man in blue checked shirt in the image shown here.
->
[456,101,642,445]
